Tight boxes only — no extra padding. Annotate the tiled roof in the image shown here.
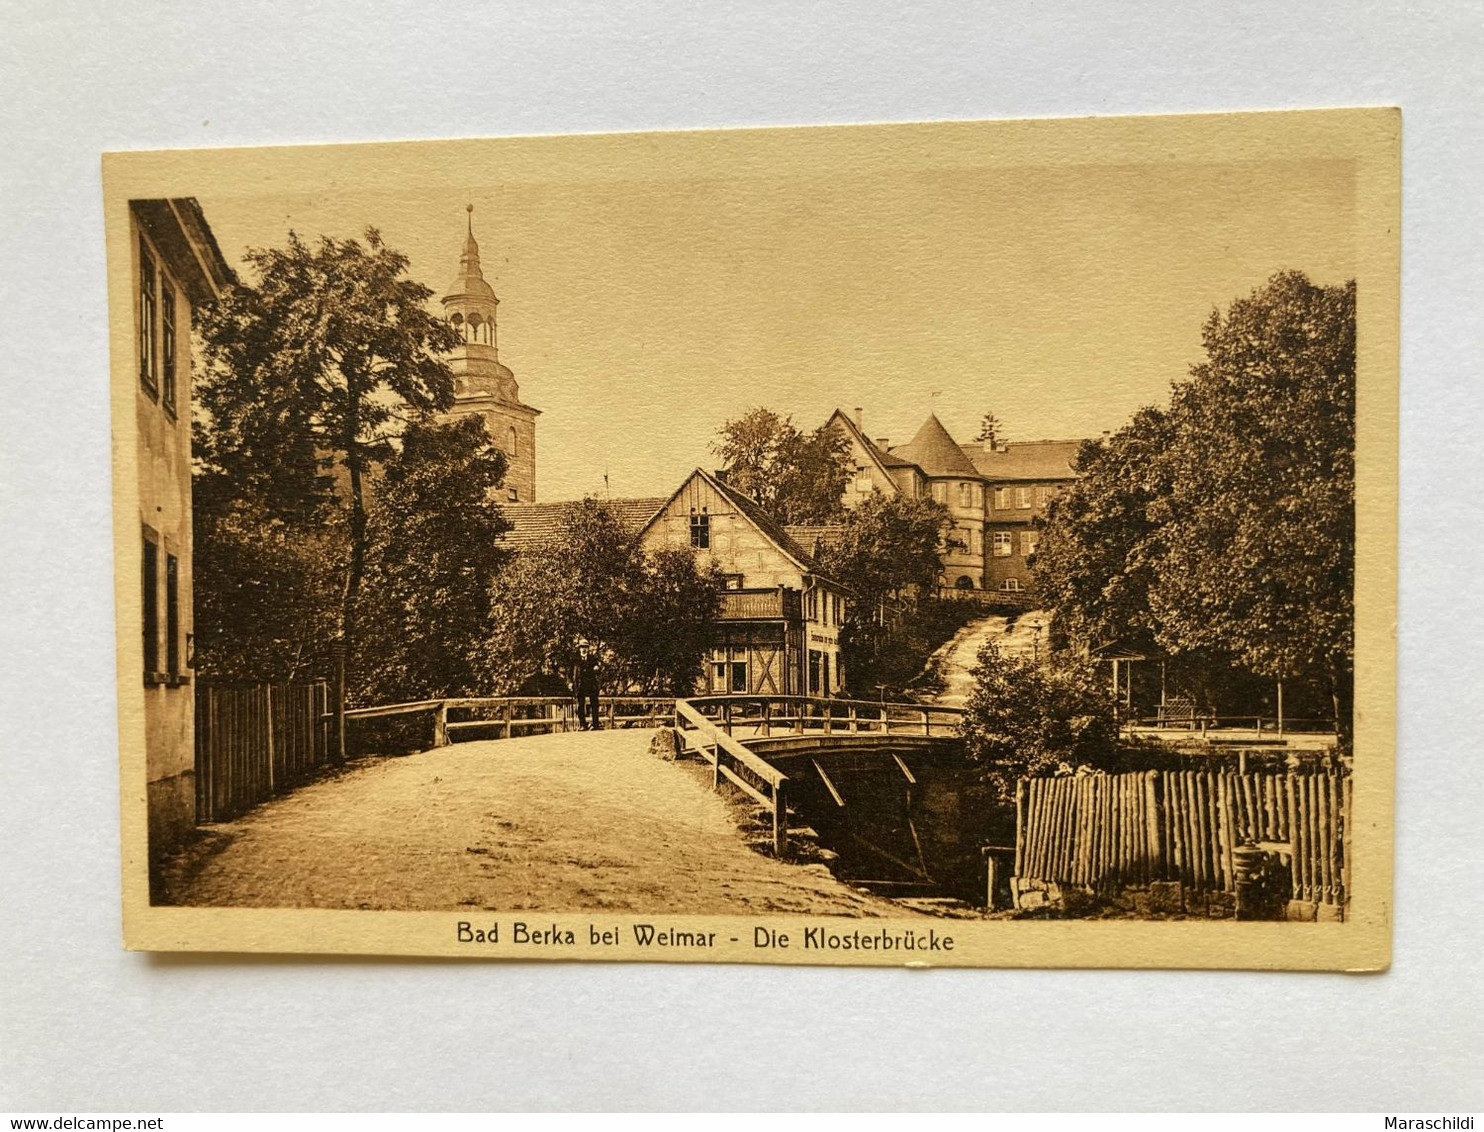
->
[785,523,849,560]
[965,439,1084,481]
[889,413,981,478]
[501,497,666,550]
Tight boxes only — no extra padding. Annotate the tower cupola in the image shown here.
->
[441,204,499,353]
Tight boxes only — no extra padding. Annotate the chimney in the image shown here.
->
[876,437,890,450]
[853,407,863,430]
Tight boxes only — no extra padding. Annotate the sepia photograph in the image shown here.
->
[107,108,1398,967]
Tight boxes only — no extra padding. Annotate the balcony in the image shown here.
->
[718,587,802,622]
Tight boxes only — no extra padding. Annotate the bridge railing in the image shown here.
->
[342,695,677,750]
[674,699,791,856]
[681,694,963,740]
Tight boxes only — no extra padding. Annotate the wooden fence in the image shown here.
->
[1014,768,1351,912]
[195,681,331,823]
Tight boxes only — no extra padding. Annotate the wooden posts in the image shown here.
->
[772,779,788,857]
[431,702,449,748]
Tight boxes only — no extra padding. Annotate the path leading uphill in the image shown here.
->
[927,608,1052,707]
[157,728,903,917]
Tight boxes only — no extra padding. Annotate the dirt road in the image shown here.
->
[158,729,903,917]
[928,608,1051,706]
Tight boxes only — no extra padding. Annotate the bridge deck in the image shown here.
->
[156,728,910,917]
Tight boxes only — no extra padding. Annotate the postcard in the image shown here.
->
[107,108,1397,967]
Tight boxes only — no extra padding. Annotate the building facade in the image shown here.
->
[124,199,234,858]
[638,469,849,697]
[501,468,850,697]
[438,207,540,502]
[826,407,1083,600]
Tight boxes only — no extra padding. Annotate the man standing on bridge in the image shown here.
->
[575,644,601,731]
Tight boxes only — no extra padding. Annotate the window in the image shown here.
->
[994,487,1009,510]
[854,474,873,493]
[1000,578,1023,592]
[955,575,975,590]
[931,482,947,504]
[141,534,159,678]
[508,487,519,502]
[508,427,518,458]
[992,532,1012,557]
[971,528,982,556]
[165,553,180,678]
[689,509,709,549]
[974,484,984,509]
[138,239,157,397]
[721,573,744,590]
[959,482,972,508]
[1020,531,1037,557]
[1036,485,1051,507]
[160,280,177,415]
[1016,487,1033,509]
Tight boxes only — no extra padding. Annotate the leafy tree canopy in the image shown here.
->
[353,415,511,703]
[480,500,721,696]
[960,641,1116,804]
[712,407,850,524]
[1031,270,1355,736]
[817,493,948,611]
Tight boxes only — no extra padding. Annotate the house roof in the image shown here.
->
[889,413,981,478]
[824,408,913,483]
[501,497,666,550]
[697,470,821,568]
[785,523,849,560]
[966,439,1084,481]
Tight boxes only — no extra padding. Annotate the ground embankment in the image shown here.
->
[157,728,908,917]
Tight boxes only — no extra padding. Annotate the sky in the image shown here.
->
[194,134,1356,502]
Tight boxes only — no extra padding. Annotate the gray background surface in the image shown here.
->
[2,0,1480,1112]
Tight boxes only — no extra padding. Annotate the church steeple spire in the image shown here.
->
[442,204,499,350]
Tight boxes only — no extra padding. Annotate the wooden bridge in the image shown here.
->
[342,692,965,859]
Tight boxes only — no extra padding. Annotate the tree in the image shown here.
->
[1031,270,1356,739]
[960,642,1116,803]
[353,416,510,703]
[974,413,1004,447]
[479,500,721,695]
[712,408,850,523]
[1031,406,1172,652]
[196,228,462,753]
[192,496,347,684]
[815,493,954,696]
[1147,272,1355,738]
[817,493,948,612]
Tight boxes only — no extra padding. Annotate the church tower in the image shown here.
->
[440,205,539,502]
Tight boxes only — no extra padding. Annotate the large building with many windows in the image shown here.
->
[123,199,235,859]
[826,407,1084,599]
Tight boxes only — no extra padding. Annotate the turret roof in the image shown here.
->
[890,413,980,478]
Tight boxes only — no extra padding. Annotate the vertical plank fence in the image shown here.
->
[196,680,331,823]
[1014,768,1350,914]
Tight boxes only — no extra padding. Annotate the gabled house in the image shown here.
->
[637,468,849,697]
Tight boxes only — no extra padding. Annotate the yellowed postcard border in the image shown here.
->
[107,107,1398,969]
